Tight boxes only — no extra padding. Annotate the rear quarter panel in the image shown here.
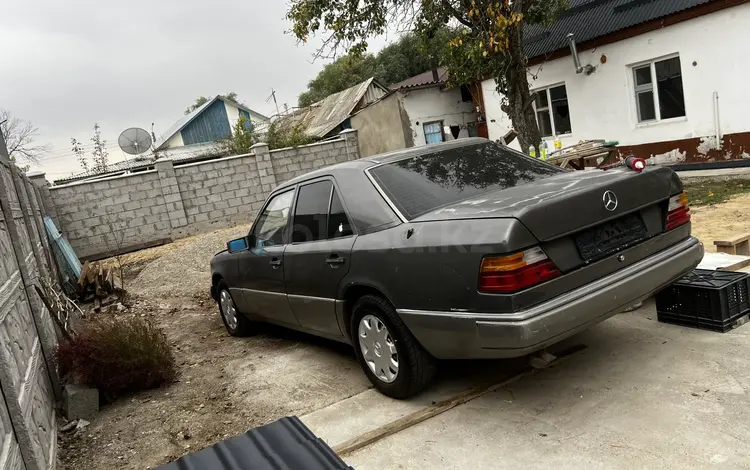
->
[343,218,537,312]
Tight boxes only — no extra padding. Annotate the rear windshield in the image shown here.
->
[369,142,565,220]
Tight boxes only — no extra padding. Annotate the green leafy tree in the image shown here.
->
[297,29,457,108]
[71,138,88,173]
[287,0,567,153]
[218,115,257,155]
[299,55,378,107]
[266,120,318,150]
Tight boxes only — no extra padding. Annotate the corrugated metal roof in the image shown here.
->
[279,78,388,138]
[155,416,352,470]
[524,0,715,59]
[390,67,449,90]
[53,142,222,185]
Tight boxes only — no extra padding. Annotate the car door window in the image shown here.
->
[328,189,353,239]
[292,181,333,244]
[252,190,294,248]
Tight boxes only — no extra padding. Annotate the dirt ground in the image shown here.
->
[57,226,369,470]
[57,189,750,469]
[690,192,750,252]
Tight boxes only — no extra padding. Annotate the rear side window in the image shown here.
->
[292,180,333,243]
[369,142,564,220]
[328,190,353,239]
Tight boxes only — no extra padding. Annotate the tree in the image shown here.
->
[71,138,88,173]
[185,92,242,114]
[0,109,49,167]
[287,0,566,153]
[297,30,456,108]
[266,120,318,150]
[91,123,109,173]
[217,115,257,155]
[72,123,109,173]
[299,55,378,107]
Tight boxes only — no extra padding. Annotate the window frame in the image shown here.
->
[289,177,357,245]
[249,188,297,247]
[531,83,572,138]
[630,53,686,124]
[423,120,445,144]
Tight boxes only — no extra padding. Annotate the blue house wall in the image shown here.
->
[181,100,232,145]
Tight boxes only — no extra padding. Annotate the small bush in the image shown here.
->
[55,317,177,399]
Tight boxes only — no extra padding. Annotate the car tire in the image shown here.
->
[217,281,253,337]
[350,294,436,399]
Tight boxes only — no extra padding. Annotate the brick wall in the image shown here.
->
[45,129,360,260]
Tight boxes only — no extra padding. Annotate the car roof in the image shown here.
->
[277,137,489,190]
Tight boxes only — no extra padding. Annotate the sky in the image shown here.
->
[1,0,391,181]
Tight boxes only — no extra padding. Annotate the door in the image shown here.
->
[235,189,299,326]
[285,180,356,336]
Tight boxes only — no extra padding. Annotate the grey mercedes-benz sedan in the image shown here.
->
[210,138,703,398]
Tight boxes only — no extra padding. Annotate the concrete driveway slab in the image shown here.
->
[345,301,750,469]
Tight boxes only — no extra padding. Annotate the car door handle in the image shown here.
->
[326,256,346,266]
[270,258,282,268]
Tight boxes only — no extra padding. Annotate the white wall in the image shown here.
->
[482,3,750,154]
[166,131,184,148]
[225,101,240,135]
[401,87,476,147]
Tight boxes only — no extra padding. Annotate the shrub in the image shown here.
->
[55,317,177,399]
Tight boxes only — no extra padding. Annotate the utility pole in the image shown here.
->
[266,89,281,116]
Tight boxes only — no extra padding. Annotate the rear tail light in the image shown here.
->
[666,192,690,231]
[479,247,560,293]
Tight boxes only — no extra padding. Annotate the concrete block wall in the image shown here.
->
[173,152,265,233]
[48,171,172,259]
[46,130,360,260]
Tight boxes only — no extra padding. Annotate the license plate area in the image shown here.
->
[576,213,648,261]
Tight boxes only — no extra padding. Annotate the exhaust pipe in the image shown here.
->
[567,33,595,75]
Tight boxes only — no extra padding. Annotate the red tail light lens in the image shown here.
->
[479,247,561,293]
[666,192,690,231]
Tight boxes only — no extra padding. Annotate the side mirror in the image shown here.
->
[227,237,249,253]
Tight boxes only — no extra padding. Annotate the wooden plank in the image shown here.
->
[332,345,587,456]
[714,233,750,246]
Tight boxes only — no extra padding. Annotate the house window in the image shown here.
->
[633,56,685,123]
[533,84,572,137]
[423,121,444,144]
[460,85,473,103]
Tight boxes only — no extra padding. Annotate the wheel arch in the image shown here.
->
[340,283,396,341]
[210,273,225,301]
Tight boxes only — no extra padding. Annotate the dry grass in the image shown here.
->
[56,317,177,401]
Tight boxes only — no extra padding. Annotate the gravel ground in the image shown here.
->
[57,225,369,469]
[130,225,247,299]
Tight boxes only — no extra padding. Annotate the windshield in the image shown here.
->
[369,142,565,220]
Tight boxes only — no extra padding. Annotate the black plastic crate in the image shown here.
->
[655,269,750,332]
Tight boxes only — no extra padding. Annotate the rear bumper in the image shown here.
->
[398,236,703,359]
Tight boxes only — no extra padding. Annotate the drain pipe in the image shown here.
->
[713,91,722,150]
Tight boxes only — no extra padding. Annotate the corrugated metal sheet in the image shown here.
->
[524,0,715,59]
[181,99,232,146]
[155,416,352,470]
[44,216,81,291]
[391,67,449,90]
[279,78,388,138]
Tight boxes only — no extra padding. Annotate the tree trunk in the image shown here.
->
[500,7,541,155]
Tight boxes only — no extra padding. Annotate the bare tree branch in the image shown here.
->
[0,109,49,164]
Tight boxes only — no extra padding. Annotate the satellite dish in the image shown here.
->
[118,127,153,155]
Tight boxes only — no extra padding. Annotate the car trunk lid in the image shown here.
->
[412,166,679,242]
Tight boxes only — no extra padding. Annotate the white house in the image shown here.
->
[478,0,750,165]
[351,68,477,157]
[155,96,269,152]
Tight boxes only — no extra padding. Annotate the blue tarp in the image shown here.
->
[44,216,81,291]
